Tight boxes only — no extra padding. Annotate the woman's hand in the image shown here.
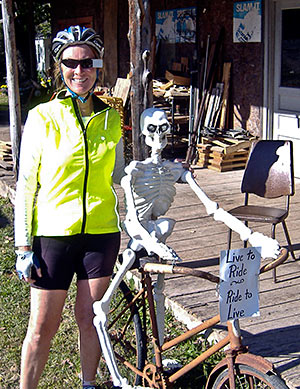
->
[15,249,42,283]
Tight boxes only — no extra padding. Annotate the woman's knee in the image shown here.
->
[27,315,60,344]
[75,308,95,332]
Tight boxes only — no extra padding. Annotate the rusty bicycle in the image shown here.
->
[98,247,289,389]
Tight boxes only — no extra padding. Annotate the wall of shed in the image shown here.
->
[50,0,264,136]
[194,0,263,135]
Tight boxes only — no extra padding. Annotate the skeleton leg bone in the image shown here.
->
[93,248,136,388]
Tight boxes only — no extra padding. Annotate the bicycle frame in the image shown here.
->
[109,247,288,388]
[98,249,288,389]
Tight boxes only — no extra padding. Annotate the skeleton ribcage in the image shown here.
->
[132,164,177,221]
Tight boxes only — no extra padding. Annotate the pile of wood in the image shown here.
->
[186,28,233,164]
[153,79,190,99]
[0,141,13,171]
[0,141,12,161]
[197,137,252,172]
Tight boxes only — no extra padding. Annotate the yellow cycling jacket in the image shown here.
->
[14,91,123,247]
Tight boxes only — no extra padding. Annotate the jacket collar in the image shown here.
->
[55,90,110,114]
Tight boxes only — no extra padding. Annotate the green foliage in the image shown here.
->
[14,1,51,37]
[0,93,8,111]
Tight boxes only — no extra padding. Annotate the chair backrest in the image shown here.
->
[241,140,294,199]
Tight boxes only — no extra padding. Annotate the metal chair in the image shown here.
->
[227,140,296,282]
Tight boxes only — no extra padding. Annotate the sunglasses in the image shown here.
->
[61,58,94,69]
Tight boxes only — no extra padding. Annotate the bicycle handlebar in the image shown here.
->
[259,247,288,274]
[142,262,220,283]
[142,247,289,283]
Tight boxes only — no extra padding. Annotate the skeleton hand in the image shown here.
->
[248,232,280,259]
[147,240,182,262]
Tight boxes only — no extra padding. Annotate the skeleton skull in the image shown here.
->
[140,108,171,151]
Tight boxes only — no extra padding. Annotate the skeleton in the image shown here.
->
[93,108,280,388]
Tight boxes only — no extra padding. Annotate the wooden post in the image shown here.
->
[1,0,22,174]
[128,0,153,160]
[104,0,118,87]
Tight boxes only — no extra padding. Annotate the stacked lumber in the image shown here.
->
[0,141,12,162]
[153,79,190,99]
[197,137,252,172]
[0,141,13,171]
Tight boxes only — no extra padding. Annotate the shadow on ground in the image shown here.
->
[0,110,9,125]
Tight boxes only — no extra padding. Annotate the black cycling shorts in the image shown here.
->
[31,233,121,290]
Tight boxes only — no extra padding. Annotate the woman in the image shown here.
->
[14,26,125,389]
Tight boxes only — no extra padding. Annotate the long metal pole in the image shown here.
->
[1,0,21,174]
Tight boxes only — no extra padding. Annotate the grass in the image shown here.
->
[0,93,8,111]
[0,197,224,388]
[0,197,82,388]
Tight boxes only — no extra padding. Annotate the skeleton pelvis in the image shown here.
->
[146,218,176,243]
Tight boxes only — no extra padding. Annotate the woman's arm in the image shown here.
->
[14,109,43,248]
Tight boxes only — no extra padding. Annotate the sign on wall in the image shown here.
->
[219,247,261,323]
[233,1,262,43]
[155,7,197,44]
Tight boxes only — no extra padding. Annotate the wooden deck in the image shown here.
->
[116,166,300,389]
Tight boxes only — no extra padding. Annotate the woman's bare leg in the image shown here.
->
[20,288,67,389]
[75,276,111,383]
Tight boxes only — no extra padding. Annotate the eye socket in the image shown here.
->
[160,123,169,132]
[147,124,157,133]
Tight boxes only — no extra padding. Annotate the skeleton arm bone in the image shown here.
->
[182,171,280,258]
[120,174,180,261]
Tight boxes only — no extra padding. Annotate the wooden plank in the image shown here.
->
[113,78,131,106]
[209,155,248,164]
[160,80,174,90]
[104,0,118,87]
[0,159,13,170]
[165,70,190,86]
[200,137,251,155]
[208,163,246,172]
[219,62,231,130]
[222,140,251,154]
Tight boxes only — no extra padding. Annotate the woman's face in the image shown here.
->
[60,45,98,97]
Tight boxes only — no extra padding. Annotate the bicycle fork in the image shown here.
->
[225,320,245,389]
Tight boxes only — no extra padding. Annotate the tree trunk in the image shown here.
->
[128,0,153,161]
[2,0,22,174]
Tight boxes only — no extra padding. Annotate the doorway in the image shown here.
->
[270,0,300,177]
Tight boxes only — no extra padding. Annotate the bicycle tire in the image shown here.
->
[211,364,288,388]
[107,279,147,386]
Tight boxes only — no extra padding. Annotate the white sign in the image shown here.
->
[219,247,261,323]
[233,1,261,43]
[155,7,196,43]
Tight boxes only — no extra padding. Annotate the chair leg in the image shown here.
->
[227,229,232,250]
[271,224,277,283]
[282,221,296,260]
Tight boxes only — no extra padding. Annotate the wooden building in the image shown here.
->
[8,0,295,177]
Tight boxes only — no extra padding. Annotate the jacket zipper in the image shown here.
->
[72,98,111,234]
[72,99,90,234]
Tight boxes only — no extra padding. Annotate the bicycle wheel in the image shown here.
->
[211,364,288,388]
[105,279,147,386]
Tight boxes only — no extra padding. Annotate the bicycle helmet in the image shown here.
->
[52,25,104,61]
